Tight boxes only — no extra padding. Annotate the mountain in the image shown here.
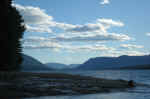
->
[45,63,80,69]
[68,64,80,68]
[76,55,150,70]
[120,64,150,69]
[21,54,52,71]
[46,63,68,69]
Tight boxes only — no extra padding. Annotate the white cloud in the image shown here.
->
[146,33,150,36]
[13,3,126,35]
[13,4,55,33]
[23,36,49,43]
[64,44,115,52]
[100,0,110,5]
[13,3,81,33]
[13,4,54,25]
[65,18,124,33]
[65,23,107,33]
[26,25,52,33]
[23,32,131,49]
[23,41,62,50]
[120,44,144,49]
[23,36,115,51]
[99,49,149,57]
[54,22,76,30]
[97,18,124,27]
[23,36,148,57]
[51,33,131,42]
[14,3,134,55]
[23,40,115,52]
[123,50,148,56]
[113,50,148,56]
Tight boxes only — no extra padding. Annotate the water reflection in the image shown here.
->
[25,91,150,99]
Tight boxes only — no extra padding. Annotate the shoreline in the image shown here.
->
[0,71,145,98]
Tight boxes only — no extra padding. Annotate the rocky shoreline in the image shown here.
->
[0,72,144,98]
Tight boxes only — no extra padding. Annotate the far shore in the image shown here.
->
[0,71,148,98]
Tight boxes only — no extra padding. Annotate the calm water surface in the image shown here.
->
[25,70,150,99]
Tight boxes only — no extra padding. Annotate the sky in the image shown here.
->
[13,0,150,64]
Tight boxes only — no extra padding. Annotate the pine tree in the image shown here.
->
[0,0,25,71]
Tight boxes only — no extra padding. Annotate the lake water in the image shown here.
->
[25,70,150,99]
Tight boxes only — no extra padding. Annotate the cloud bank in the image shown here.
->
[13,3,147,57]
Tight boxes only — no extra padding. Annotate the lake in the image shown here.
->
[25,70,150,99]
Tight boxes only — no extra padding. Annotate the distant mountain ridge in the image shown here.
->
[69,64,80,68]
[120,64,150,69]
[76,55,150,70]
[46,63,80,69]
[21,54,52,71]
[45,63,68,69]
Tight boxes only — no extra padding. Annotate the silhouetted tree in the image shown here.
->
[0,0,25,71]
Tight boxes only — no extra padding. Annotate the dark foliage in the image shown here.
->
[0,0,25,71]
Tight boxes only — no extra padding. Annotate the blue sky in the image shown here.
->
[13,0,150,64]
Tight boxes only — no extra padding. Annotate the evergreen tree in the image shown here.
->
[0,0,25,71]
